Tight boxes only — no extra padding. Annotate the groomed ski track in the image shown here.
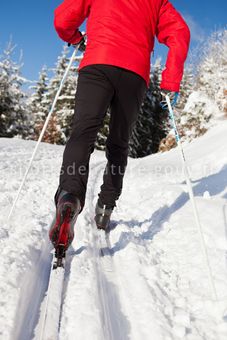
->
[11,162,125,340]
[1,123,227,340]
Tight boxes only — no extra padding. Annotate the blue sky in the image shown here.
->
[0,0,226,82]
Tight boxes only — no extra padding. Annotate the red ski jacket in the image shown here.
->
[54,0,190,92]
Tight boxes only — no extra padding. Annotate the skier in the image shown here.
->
[49,0,190,251]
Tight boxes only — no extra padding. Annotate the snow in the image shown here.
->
[35,260,65,340]
[183,91,222,123]
[1,121,227,340]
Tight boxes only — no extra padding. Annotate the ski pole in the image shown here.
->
[7,46,79,223]
[165,94,218,301]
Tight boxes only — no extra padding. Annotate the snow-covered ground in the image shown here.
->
[1,122,227,340]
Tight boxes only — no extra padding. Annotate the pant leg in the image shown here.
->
[59,65,114,208]
[99,68,147,207]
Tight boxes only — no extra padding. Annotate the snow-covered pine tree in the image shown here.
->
[34,45,80,144]
[178,91,219,141]
[196,29,227,113]
[129,59,169,157]
[176,68,194,111]
[35,46,68,144]
[95,109,110,150]
[177,28,227,142]
[53,45,79,143]
[29,66,48,139]
[54,45,82,144]
[0,41,29,138]
[160,67,194,150]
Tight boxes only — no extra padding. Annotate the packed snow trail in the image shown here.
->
[1,122,227,339]
[87,163,130,340]
[34,253,65,340]
[59,162,130,340]
[12,239,52,340]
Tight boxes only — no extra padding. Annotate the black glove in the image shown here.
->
[160,89,179,109]
[68,32,86,52]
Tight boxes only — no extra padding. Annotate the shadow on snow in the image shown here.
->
[110,165,227,254]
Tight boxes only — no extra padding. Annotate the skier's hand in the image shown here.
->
[160,89,179,109]
[68,32,86,52]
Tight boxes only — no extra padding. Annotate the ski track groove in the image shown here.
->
[50,161,118,340]
[86,161,127,340]
[23,161,104,340]
[87,163,115,340]
[86,161,178,340]
[12,237,52,340]
[11,207,79,338]
[28,162,105,340]
[13,234,68,340]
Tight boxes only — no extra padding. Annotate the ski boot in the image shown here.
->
[49,190,81,266]
[95,199,114,231]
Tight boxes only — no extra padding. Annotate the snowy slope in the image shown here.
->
[0,121,227,340]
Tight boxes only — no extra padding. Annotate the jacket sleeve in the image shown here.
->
[156,0,190,92]
[54,0,91,44]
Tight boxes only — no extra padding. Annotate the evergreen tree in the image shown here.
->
[129,60,169,157]
[39,45,69,144]
[178,90,219,142]
[176,68,194,111]
[33,45,80,144]
[196,29,227,113]
[29,66,48,139]
[52,45,80,143]
[162,67,194,149]
[0,41,29,138]
[95,109,110,150]
[176,28,227,143]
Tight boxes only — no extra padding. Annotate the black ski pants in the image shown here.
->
[59,64,147,209]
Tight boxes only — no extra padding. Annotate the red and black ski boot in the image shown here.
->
[49,190,81,266]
